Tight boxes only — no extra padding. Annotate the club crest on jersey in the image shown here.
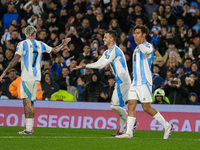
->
[106,54,110,59]
[137,49,140,53]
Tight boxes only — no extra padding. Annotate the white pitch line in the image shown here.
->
[0,136,200,141]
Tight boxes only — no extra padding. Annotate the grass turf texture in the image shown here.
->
[0,126,199,150]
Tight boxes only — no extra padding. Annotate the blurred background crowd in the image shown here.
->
[0,0,200,105]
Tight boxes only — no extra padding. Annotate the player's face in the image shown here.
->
[103,33,112,47]
[133,29,145,45]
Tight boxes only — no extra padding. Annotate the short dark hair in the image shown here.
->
[104,30,117,42]
[190,71,197,77]
[134,25,149,36]
[60,82,67,90]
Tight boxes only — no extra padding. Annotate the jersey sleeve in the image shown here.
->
[15,41,23,56]
[86,50,115,69]
[40,42,52,53]
[138,42,153,54]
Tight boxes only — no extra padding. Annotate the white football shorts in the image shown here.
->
[21,80,39,102]
[128,83,152,103]
[111,82,131,107]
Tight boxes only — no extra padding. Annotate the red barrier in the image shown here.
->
[0,100,200,132]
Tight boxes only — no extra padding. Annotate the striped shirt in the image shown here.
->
[15,39,52,81]
[86,44,131,84]
[132,42,154,86]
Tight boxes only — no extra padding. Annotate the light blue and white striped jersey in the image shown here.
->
[3,32,11,41]
[15,39,52,81]
[86,44,131,84]
[132,42,154,86]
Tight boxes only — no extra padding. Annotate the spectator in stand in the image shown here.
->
[23,0,44,17]
[172,0,184,18]
[118,0,128,33]
[1,68,17,99]
[164,75,189,104]
[43,0,60,18]
[152,88,170,104]
[51,82,74,101]
[164,51,183,73]
[76,76,86,102]
[65,25,84,53]
[182,2,196,28]
[144,0,159,23]
[83,73,105,102]
[127,3,148,34]
[104,0,120,24]
[157,4,165,20]
[77,44,94,64]
[68,58,78,82]
[47,30,59,47]
[37,29,48,43]
[182,57,192,73]
[188,92,200,105]
[36,17,47,31]
[185,30,197,47]
[183,71,200,100]
[99,75,115,102]
[4,49,15,69]
[163,43,182,63]
[76,18,93,43]
[149,11,160,30]
[42,72,59,100]
[85,5,97,29]
[165,5,177,26]
[27,14,39,26]
[2,24,17,44]
[56,66,77,97]
[193,34,200,55]
[109,19,122,38]
[3,3,19,30]
[9,76,43,100]
[154,57,167,79]
[46,14,61,34]
[193,16,200,33]
[41,60,58,84]
[186,61,200,80]
[52,55,66,76]
[90,38,99,58]
[72,11,84,29]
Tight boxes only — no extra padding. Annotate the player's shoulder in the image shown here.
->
[143,42,153,48]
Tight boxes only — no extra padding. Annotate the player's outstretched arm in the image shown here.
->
[51,38,71,54]
[0,54,21,82]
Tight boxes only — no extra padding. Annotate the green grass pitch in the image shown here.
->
[0,126,200,150]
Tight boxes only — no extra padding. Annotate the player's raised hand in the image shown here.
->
[62,38,71,45]
[73,64,86,70]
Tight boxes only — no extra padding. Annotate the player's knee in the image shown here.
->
[110,105,115,111]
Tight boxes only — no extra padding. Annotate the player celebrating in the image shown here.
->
[116,25,173,139]
[74,30,138,136]
[0,25,71,134]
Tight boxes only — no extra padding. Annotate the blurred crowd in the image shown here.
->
[0,0,200,105]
